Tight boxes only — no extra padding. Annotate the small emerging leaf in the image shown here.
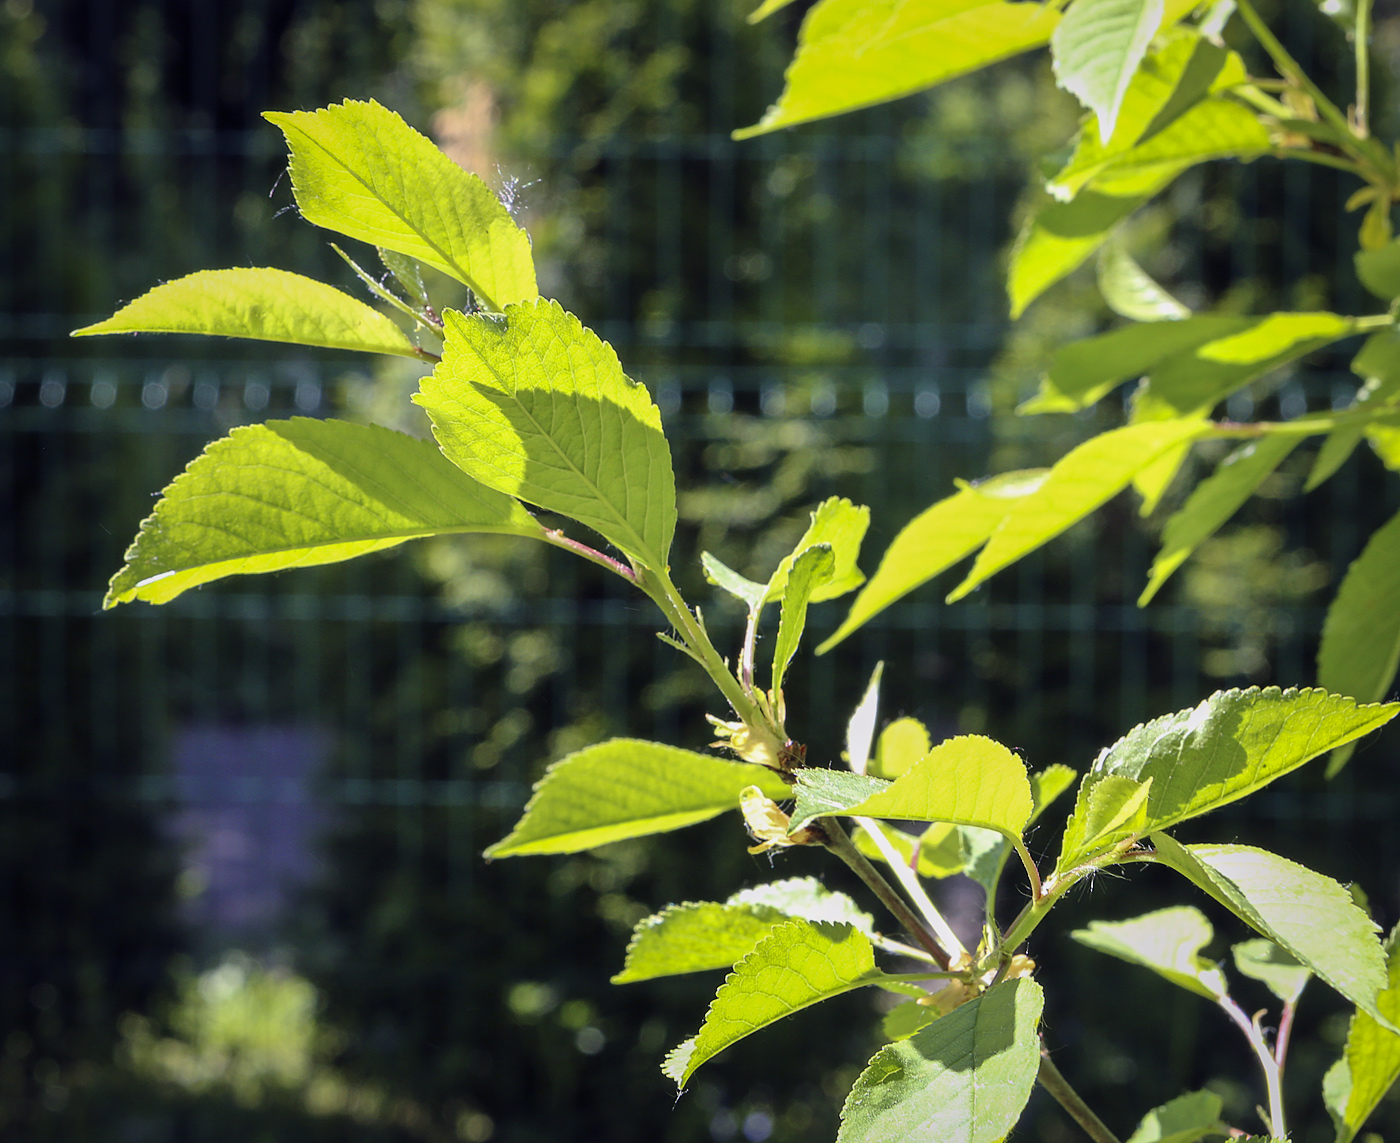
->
[418,298,677,570]
[1232,939,1310,1006]
[1057,773,1152,870]
[846,663,884,775]
[1072,906,1227,999]
[484,739,790,858]
[1098,239,1191,322]
[72,268,422,358]
[1125,1090,1228,1143]
[702,552,768,611]
[836,978,1044,1143]
[1152,834,1390,1025]
[870,718,933,780]
[104,418,542,608]
[773,544,836,692]
[765,497,870,604]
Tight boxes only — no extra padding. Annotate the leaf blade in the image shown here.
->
[1071,906,1228,999]
[1051,0,1165,142]
[1329,923,1400,1143]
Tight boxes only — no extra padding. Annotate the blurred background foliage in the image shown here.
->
[3,0,1400,1141]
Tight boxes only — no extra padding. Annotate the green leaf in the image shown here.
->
[1047,31,1246,201]
[612,878,872,983]
[1318,508,1400,776]
[1098,239,1191,322]
[847,663,885,774]
[1327,923,1400,1143]
[1057,774,1152,870]
[417,298,676,570]
[1370,424,1400,469]
[264,99,536,309]
[379,248,429,305]
[1232,939,1310,1005]
[1071,906,1227,999]
[836,978,1044,1143]
[1310,333,1400,491]
[1078,687,1399,841]
[1124,1091,1228,1143]
[947,420,1213,601]
[870,718,933,780]
[702,552,768,611]
[765,497,870,604]
[1051,0,1165,143]
[1151,834,1390,1024]
[734,0,1060,139]
[484,739,790,858]
[664,919,909,1088]
[1355,239,1400,300]
[748,0,801,20]
[773,544,836,692]
[71,268,422,358]
[104,418,542,608]
[1024,315,1249,414]
[1134,311,1357,420]
[881,999,943,1041]
[1009,177,1176,317]
[1139,434,1301,604]
[819,470,1048,652]
[790,734,1034,840]
[1031,764,1079,819]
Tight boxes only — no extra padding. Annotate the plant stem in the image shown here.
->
[1038,1049,1122,1143]
[1012,837,1043,901]
[822,819,952,970]
[1235,0,1353,141]
[1275,1000,1297,1070]
[1356,0,1373,137]
[1219,994,1286,1139]
[539,529,638,581]
[854,816,967,960]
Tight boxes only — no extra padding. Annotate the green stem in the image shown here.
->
[1038,1049,1122,1143]
[1235,0,1354,142]
[1219,994,1287,1139]
[1356,0,1372,138]
[539,530,638,582]
[822,819,953,970]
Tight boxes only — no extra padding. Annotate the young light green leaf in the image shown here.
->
[734,0,1060,139]
[71,268,422,358]
[664,919,906,1088]
[947,420,1213,602]
[847,663,884,775]
[484,739,790,858]
[1032,764,1079,819]
[1355,239,1400,300]
[1135,311,1357,419]
[1057,774,1152,870]
[1051,0,1165,143]
[748,0,801,20]
[104,418,542,608]
[702,552,768,611]
[1009,177,1175,317]
[417,299,676,570]
[1139,435,1301,604]
[613,878,872,983]
[1151,834,1389,1023]
[870,718,933,780]
[773,544,836,693]
[379,247,429,305]
[836,978,1044,1143]
[819,470,1048,652]
[1083,686,1399,838]
[1318,508,1400,776]
[1232,939,1310,1005]
[1098,239,1191,321]
[1072,906,1227,999]
[765,497,870,604]
[1124,1090,1228,1143]
[1370,424,1400,470]
[1310,333,1400,491]
[1326,923,1400,1143]
[1023,315,1252,414]
[791,735,1034,840]
[264,99,536,309]
[881,999,943,1041]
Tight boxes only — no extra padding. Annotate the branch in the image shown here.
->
[1038,1048,1122,1143]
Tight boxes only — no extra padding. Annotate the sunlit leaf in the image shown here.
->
[847,663,884,775]
[735,0,1059,139]
[1318,508,1400,775]
[836,978,1043,1143]
[1356,239,1400,300]
[870,718,933,780]
[748,0,801,19]
[1139,435,1301,604]
[1098,239,1191,321]
[104,418,542,608]
[1152,834,1389,1023]
[790,735,1033,840]
[881,999,944,1041]
[1232,939,1310,1005]
[484,739,790,858]
[702,552,768,611]
[72,268,422,358]
[613,878,872,983]
[1370,424,1400,469]
[773,544,836,692]
[664,919,912,1088]
[765,497,870,604]
[1124,1090,1228,1143]
[264,99,536,309]
[947,420,1213,601]
[417,298,676,570]
[820,470,1047,652]
[1051,0,1165,143]
[1326,923,1400,1143]
[1081,687,1398,839]
[1057,774,1151,870]
[1072,906,1227,999]
[1310,333,1400,490]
